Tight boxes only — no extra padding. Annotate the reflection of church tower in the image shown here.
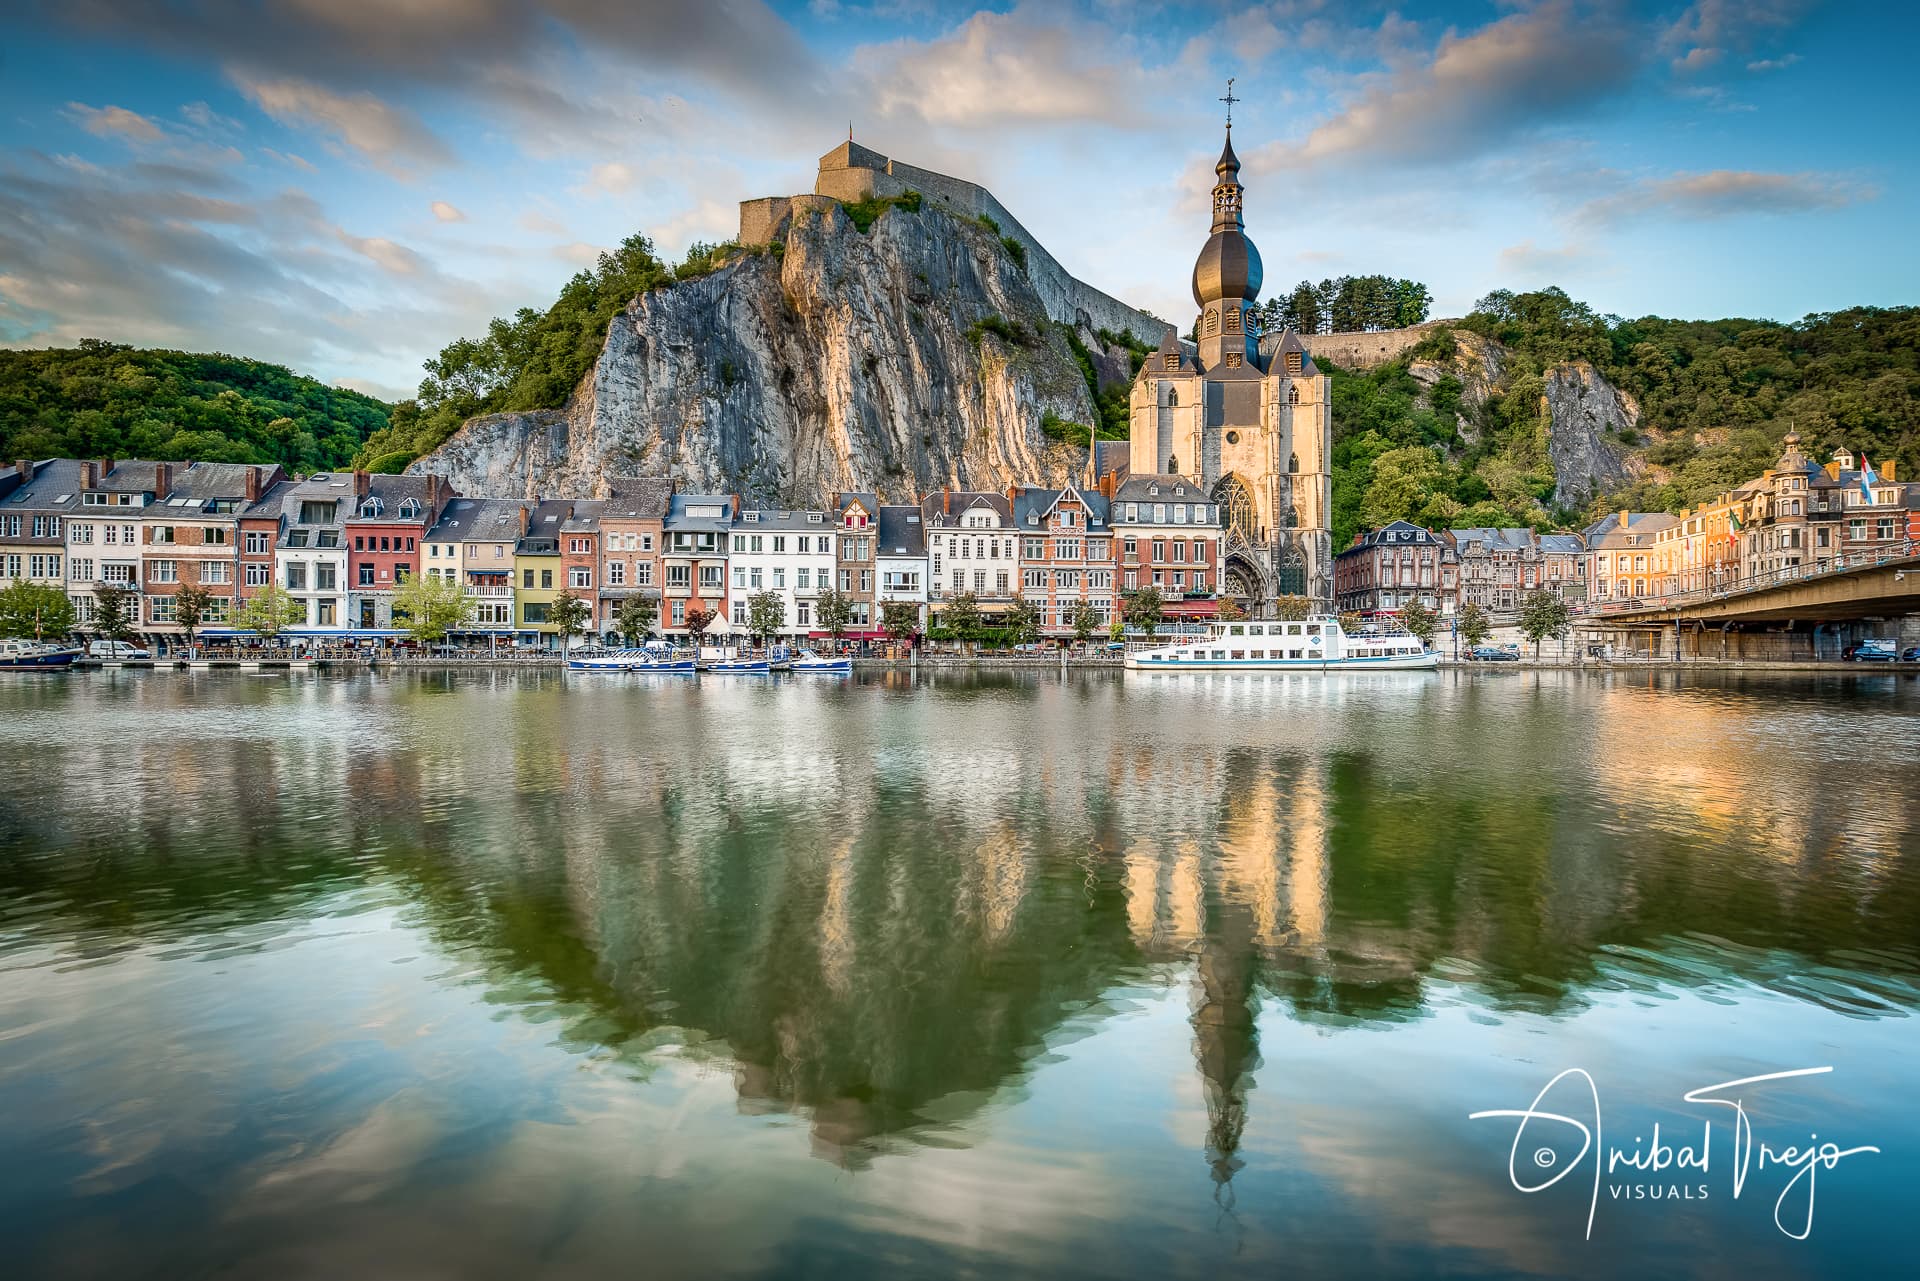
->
[1128,102,1336,611]
[1192,901,1261,1192]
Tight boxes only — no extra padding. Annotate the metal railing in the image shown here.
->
[1589,539,1916,615]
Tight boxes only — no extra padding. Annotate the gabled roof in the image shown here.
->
[560,499,608,533]
[665,493,734,532]
[242,473,355,528]
[735,507,835,532]
[2,459,88,513]
[1012,483,1110,529]
[347,473,441,523]
[921,490,1012,526]
[1092,440,1131,484]
[517,499,574,552]
[1269,327,1320,377]
[1113,473,1207,505]
[1137,327,1196,380]
[1447,526,1534,552]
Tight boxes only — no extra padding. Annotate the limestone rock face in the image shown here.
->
[413,201,1106,503]
[1539,361,1641,507]
[1408,328,1505,442]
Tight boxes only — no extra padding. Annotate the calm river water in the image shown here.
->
[2,668,1917,1280]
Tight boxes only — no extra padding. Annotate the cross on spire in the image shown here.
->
[1220,77,1238,128]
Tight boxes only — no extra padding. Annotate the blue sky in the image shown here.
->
[1,1,1910,400]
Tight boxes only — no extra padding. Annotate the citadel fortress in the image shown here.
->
[737,129,1346,607]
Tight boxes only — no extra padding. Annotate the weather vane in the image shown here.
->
[1221,77,1238,128]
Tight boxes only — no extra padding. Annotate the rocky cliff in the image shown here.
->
[414,198,1118,504]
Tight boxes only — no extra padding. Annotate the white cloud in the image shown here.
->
[1576,170,1869,225]
[579,161,637,195]
[233,74,454,176]
[66,102,166,143]
[430,200,466,222]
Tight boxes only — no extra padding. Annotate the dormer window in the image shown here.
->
[398,498,420,519]
[1147,485,1159,496]
[1163,354,1179,371]
[359,498,383,518]
[1286,351,1303,376]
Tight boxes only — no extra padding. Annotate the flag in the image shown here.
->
[1859,455,1879,502]
[1727,509,1742,545]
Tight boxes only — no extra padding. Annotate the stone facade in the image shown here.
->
[1125,129,1334,613]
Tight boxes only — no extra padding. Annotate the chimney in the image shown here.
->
[1618,508,1629,531]
[520,505,531,535]
[12,459,28,481]
[97,456,113,480]
[154,463,172,501]
[81,461,98,490]
[244,467,261,503]
[1100,470,1116,500]
[731,493,741,519]
[1006,484,1019,507]
[425,474,440,513]
[943,487,951,515]
[353,469,370,499]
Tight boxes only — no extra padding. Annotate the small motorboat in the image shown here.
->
[0,639,82,672]
[631,646,696,673]
[707,654,771,673]
[566,648,638,672]
[788,648,852,674]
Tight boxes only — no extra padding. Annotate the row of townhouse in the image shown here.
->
[1332,522,1586,617]
[4,458,1231,645]
[1330,440,1920,619]
[1585,440,1918,605]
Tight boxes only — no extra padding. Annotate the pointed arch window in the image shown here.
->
[1167,387,1178,407]
[1204,310,1219,336]
[1288,452,1299,474]
[1278,547,1307,596]
[1167,454,1179,475]
[1211,474,1257,544]
[1288,384,1300,405]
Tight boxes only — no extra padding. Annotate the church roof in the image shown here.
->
[1215,128,1240,178]
[1270,327,1320,376]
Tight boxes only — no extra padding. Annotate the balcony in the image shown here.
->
[465,584,513,598]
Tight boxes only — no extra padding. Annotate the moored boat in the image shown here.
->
[707,657,771,673]
[566,648,641,672]
[1124,615,1437,672]
[0,639,82,671]
[788,649,852,674]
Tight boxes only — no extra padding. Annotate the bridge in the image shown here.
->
[1579,540,1918,659]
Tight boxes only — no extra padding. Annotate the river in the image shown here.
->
[2,668,1916,1279]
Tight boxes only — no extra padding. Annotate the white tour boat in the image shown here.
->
[1124,615,1437,672]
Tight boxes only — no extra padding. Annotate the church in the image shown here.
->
[1126,121,1334,612]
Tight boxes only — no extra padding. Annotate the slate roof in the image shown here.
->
[664,493,735,533]
[1538,533,1586,554]
[346,473,443,524]
[1448,526,1535,553]
[734,507,834,531]
[1583,512,1678,545]
[601,475,673,521]
[921,490,1012,527]
[517,499,575,554]
[1092,440,1131,484]
[1011,485,1111,531]
[560,499,609,534]
[1341,520,1445,554]
[875,504,927,558]
[1,459,90,514]
[425,498,528,546]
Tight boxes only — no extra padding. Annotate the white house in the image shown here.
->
[922,489,1020,630]
[728,508,837,637]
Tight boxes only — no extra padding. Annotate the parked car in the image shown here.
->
[1468,646,1519,662]
[1903,646,1920,663]
[1845,640,1899,662]
[1012,643,1042,654]
[88,639,151,660]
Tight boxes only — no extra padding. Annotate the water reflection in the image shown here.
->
[2,669,1917,1276]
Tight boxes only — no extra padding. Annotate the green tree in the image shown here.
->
[235,583,305,638]
[91,581,136,643]
[1459,601,1492,649]
[1120,587,1163,633]
[548,590,592,648]
[942,591,983,653]
[1518,589,1571,659]
[879,599,920,646]
[1216,596,1246,622]
[172,583,214,649]
[1108,614,1126,642]
[392,573,473,644]
[1271,594,1312,621]
[616,595,657,645]
[813,589,853,643]
[747,590,786,644]
[1005,595,1042,645]
[1070,600,1100,645]
[1397,598,1437,647]
[0,581,75,640]
[683,607,715,642]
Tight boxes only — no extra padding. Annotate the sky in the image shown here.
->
[0,0,1912,402]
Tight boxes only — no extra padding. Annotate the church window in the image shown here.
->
[1225,431,1239,445]
[1278,548,1307,596]
[1285,508,1298,529]
[1212,475,1256,544]
[1164,354,1180,371]
[1288,384,1300,405]
[1225,353,1243,368]
[1167,455,1179,474]
[1288,452,1299,474]
[1204,310,1219,336]
[1225,308,1241,333]
[1285,351,1303,375]
[1167,387,1178,406]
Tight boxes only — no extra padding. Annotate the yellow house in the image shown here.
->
[514,499,569,645]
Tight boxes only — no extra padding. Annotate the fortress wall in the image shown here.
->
[743,154,1174,351]
[1297,321,1450,371]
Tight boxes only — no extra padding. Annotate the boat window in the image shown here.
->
[1306,624,1321,635]
[1247,625,1264,636]
[1212,650,1226,660]
[1287,624,1302,636]
[1250,650,1264,659]
[1229,625,1244,636]
[1290,650,1303,659]
[1230,650,1244,660]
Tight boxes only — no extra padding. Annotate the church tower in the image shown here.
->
[1127,106,1335,613]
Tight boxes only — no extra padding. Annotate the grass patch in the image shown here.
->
[842,188,923,233]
